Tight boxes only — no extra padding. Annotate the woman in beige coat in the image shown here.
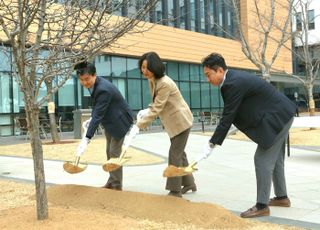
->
[136,51,196,197]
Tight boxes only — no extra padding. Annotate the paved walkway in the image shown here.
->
[1,131,320,229]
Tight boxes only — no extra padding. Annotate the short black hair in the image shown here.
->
[138,52,165,79]
[74,61,96,76]
[201,53,227,71]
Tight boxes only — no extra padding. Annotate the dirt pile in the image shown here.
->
[0,182,302,230]
[47,185,247,229]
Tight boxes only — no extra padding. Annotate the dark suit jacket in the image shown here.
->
[210,70,296,149]
[85,76,133,139]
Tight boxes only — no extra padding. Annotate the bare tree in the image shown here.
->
[227,0,294,82]
[0,0,158,220]
[291,0,320,115]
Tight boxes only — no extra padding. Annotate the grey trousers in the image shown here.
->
[254,117,294,204]
[166,128,195,192]
[105,132,125,188]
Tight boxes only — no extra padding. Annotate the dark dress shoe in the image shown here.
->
[102,184,122,191]
[181,184,197,194]
[167,191,182,198]
[240,205,270,218]
[268,197,291,207]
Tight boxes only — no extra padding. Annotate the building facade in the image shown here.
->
[0,0,299,136]
[291,0,320,107]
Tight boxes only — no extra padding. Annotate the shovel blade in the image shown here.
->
[102,162,121,172]
[163,165,197,177]
[102,156,131,172]
[63,161,87,174]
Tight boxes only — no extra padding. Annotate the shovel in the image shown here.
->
[163,158,201,178]
[102,125,138,172]
[163,126,238,177]
[63,155,88,174]
[63,119,91,174]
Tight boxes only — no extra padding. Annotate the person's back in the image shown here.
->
[224,70,296,145]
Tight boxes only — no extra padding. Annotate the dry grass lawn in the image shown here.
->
[0,136,165,166]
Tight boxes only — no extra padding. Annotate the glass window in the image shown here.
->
[178,0,185,29]
[0,73,11,113]
[0,47,11,71]
[112,78,126,99]
[200,0,205,33]
[201,82,210,108]
[77,78,83,107]
[179,82,191,106]
[216,0,224,37]
[155,1,163,21]
[111,0,123,16]
[127,79,142,110]
[95,55,111,76]
[111,56,126,77]
[58,78,75,106]
[0,115,11,135]
[227,8,233,35]
[209,0,215,34]
[142,79,151,108]
[0,115,10,125]
[296,12,302,31]
[190,64,200,81]
[211,85,221,108]
[167,62,179,80]
[179,63,189,81]
[127,58,141,78]
[167,1,175,27]
[37,77,48,106]
[12,76,22,113]
[190,0,196,31]
[308,10,315,30]
[190,82,201,108]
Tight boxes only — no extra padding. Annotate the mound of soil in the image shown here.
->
[0,182,302,230]
[47,185,247,229]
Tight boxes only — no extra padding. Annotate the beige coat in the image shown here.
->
[136,75,193,138]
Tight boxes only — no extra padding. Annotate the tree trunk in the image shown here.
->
[262,71,271,83]
[46,81,60,143]
[26,108,49,220]
[306,84,315,116]
[49,112,60,142]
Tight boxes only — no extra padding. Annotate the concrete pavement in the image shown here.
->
[1,131,320,229]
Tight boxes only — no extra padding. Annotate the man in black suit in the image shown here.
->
[200,53,296,218]
[75,61,133,190]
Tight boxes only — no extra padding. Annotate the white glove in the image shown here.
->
[195,141,215,162]
[123,125,139,150]
[130,124,140,136]
[137,108,150,121]
[82,117,92,130]
[76,137,90,156]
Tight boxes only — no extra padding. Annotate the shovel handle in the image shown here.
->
[74,156,80,166]
[189,161,198,168]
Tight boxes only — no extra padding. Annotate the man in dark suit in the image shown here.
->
[75,61,133,190]
[200,53,296,218]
